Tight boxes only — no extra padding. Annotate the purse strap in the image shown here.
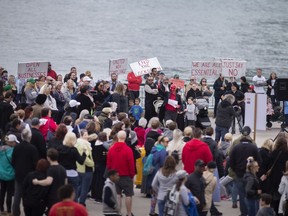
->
[268,151,282,174]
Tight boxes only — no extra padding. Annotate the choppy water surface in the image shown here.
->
[0,0,287,80]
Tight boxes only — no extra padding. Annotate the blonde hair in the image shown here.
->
[8,75,15,84]
[63,132,77,147]
[224,133,233,141]
[24,82,36,91]
[261,139,274,152]
[40,84,52,95]
[114,83,125,96]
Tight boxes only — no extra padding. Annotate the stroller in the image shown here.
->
[195,98,211,129]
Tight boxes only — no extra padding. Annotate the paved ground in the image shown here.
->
[86,119,283,216]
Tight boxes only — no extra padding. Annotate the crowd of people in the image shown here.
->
[0,63,287,216]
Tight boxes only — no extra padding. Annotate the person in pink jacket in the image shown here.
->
[39,108,58,141]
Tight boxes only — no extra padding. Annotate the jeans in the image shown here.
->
[78,172,93,205]
[234,177,248,216]
[157,199,165,216]
[215,126,229,142]
[245,198,259,216]
[12,180,23,216]
[232,181,238,204]
[68,176,79,202]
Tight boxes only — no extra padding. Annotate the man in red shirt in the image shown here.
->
[47,62,57,80]
[182,127,213,174]
[107,130,135,216]
[49,184,88,216]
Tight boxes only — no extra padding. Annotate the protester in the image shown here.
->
[11,129,39,216]
[22,159,50,216]
[144,76,158,122]
[0,92,14,132]
[47,123,68,149]
[252,68,266,94]
[127,71,142,100]
[203,161,217,215]
[76,85,94,116]
[213,74,228,118]
[30,117,47,159]
[0,135,17,216]
[39,108,58,141]
[49,184,88,216]
[24,78,38,104]
[151,156,177,216]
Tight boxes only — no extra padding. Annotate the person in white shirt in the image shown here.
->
[252,68,266,94]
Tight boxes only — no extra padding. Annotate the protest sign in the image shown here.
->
[221,60,246,78]
[18,62,48,79]
[130,57,162,76]
[169,78,185,88]
[191,61,221,79]
[109,58,128,75]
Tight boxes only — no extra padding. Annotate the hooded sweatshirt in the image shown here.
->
[151,170,177,200]
[107,142,135,178]
[182,139,213,174]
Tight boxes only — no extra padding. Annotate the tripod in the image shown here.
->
[273,101,288,141]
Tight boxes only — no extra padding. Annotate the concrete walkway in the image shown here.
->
[86,119,283,216]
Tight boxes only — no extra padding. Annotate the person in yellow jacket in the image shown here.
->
[202,161,217,215]
[75,129,95,206]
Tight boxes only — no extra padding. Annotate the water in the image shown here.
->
[0,0,288,81]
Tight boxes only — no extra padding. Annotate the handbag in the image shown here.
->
[266,151,282,177]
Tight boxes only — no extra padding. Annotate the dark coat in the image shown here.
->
[76,93,94,116]
[215,100,235,128]
[0,100,14,132]
[111,93,128,114]
[266,79,276,96]
[186,88,202,100]
[56,145,86,170]
[31,128,47,159]
[213,78,228,98]
[12,141,39,182]
[244,172,260,200]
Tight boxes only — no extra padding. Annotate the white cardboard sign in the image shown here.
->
[244,93,267,131]
[221,60,246,78]
[109,58,128,75]
[130,57,162,76]
[18,62,48,79]
[191,61,222,79]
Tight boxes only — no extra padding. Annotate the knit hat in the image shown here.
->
[35,94,47,105]
[242,126,251,136]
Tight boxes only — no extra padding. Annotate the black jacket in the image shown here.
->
[201,136,224,178]
[244,172,260,200]
[185,171,206,212]
[213,78,228,98]
[215,100,235,128]
[0,100,14,132]
[31,128,47,159]
[12,141,39,182]
[56,145,86,170]
[240,82,250,94]
[230,139,260,178]
[266,79,276,96]
[186,88,202,100]
[76,93,94,116]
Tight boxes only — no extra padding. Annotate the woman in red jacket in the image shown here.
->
[127,71,142,100]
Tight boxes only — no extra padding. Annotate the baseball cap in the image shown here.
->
[27,78,36,84]
[242,126,251,136]
[6,134,20,143]
[83,76,92,82]
[195,159,206,167]
[69,100,81,108]
[176,170,188,179]
[31,117,40,126]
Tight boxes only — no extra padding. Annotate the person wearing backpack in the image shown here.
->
[146,136,169,216]
[152,156,177,216]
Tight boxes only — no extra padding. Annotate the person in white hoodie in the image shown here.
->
[166,129,185,170]
[152,156,177,216]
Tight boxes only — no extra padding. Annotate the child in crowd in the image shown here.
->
[266,97,274,129]
[256,193,276,216]
[129,98,144,123]
[103,170,121,216]
[219,133,233,159]
[185,97,198,126]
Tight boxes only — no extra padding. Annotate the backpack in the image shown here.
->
[143,153,155,176]
[163,185,179,216]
